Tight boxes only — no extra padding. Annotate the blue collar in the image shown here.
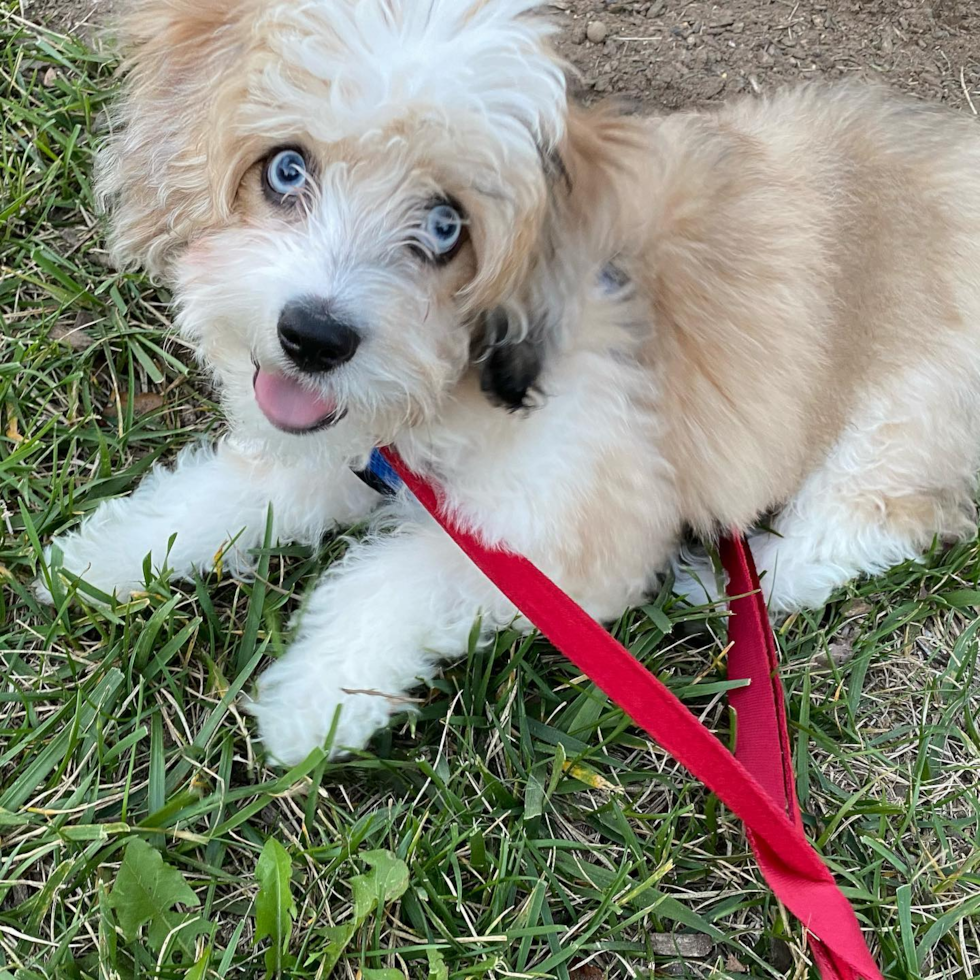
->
[352,447,404,496]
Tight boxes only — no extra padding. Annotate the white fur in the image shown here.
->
[38,438,377,603]
[249,0,566,153]
[248,517,512,763]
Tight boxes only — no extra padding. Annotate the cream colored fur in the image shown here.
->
[39,0,980,764]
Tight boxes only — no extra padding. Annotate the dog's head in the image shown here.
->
[100,0,569,437]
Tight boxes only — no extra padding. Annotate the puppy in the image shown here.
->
[40,0,980,765]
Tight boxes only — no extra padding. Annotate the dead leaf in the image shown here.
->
[647,934,714,957]
[769,938,794,971]
[50,312,97,351]
[815,639,856,668]
[104,392,165,419]
[562,760,623,793]
[5,413,22,443]
[569,964,604,980]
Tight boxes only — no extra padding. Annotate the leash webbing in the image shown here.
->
[379,447,881,979]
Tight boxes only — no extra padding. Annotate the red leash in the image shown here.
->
[381,448,881,979]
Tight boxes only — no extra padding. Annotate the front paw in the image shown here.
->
[35,533,147,606]
[247,653,409,766]
[671,549,725,606]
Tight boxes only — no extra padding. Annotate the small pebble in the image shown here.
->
[586,20,608,43]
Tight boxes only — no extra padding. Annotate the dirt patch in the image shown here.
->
[22,0,115,42]
[552,1,979,113]
[23,0,980,113]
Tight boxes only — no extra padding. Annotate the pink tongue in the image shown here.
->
[253,369,338,431]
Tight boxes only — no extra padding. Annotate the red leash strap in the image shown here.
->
[721,536,865,980]
[381,449,881,979]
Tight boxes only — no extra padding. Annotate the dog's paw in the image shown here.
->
[246,652,405,766]
[671,551,726,607]
[33,565,56,606]
[34,534,146,606]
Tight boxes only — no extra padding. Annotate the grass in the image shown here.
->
[3,9,980,980]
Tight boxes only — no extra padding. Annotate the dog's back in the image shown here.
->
[621,83,980,531]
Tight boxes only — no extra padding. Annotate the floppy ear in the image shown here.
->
[474,103,642,412]
[478,307,546,412]
[556,101,646,247]
[97,0,258,276]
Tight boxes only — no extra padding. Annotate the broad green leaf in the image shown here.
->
[318,850,410,976]
[319,923,356,974]
[255,838,297,976]
[146,908,211,957]
[942,589,980,609]
[361,970,406,980]
[350,850,410,922]
[185,948,212,980]
[427,947,449,980]
[106,839,209,958]
[108,838,201,954]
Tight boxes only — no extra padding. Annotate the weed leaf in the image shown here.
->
[255,837,297,975]
[427,948,449,980]
[319,850,409,976]
[108,838,205,957]
[351,849,410,921]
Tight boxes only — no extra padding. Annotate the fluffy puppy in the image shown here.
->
[41,0,980,765]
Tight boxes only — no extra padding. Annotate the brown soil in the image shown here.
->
[553,0,980,113]
[23,0,980,114]
[23,0,114,40]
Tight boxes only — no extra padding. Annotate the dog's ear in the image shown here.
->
[478,308,546,412]
[550,101,645,242]
[98,0,257,276]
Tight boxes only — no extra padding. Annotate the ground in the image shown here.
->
[2,2,980,980]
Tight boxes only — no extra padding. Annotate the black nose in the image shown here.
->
[277,299,361,374]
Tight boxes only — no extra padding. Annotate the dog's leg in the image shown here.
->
[748,490,973,615]
[248,518,520,765]
[674,485,973,616]
[37,439,377,602]
[746,399,978,614]
[671,545,725,608]
[251,465,681,763]
[672,494,968,614]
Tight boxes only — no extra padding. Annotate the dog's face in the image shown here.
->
[100,0,566,437]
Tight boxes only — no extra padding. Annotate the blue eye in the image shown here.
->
[422,202,465,258]
[265,149,308,198]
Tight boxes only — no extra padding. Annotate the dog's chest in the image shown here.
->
[398,341,659,554]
